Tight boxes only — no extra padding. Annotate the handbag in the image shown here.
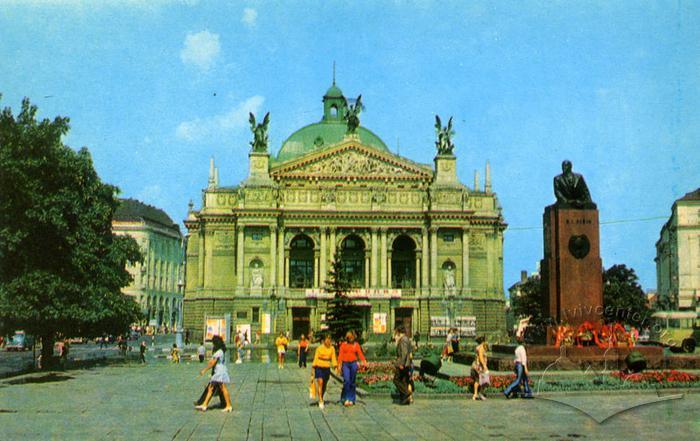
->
[479,371,490,386]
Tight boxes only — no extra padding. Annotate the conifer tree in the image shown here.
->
[322,251,365,343]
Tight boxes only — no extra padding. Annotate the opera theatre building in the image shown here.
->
[183,83,507,343]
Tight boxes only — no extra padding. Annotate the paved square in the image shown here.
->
[0,359,698,440]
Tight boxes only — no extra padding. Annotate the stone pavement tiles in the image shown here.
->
[0,358,698,441]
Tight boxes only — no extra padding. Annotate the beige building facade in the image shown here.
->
[183,84,508,343]
[113,198,185,329]
[656,188,700,311]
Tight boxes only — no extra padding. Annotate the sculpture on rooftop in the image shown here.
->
[345,95,362,134]
[435,115,455,155]
[249,112,270,152]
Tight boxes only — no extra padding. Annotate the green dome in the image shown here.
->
[276,121,389,163]
[325,84,344,98]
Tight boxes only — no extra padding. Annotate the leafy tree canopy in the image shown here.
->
[322,251,365,344]
[510,274,548,343]
[602,264,651,326]
[0,96,143,358]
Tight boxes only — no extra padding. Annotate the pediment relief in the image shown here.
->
[271,145,432,181]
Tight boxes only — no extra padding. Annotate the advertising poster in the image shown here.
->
[372,312,387,334]
[430,316,449,337]
[455,316,477,337]
[205,318,226,341]
[261,313,271,334]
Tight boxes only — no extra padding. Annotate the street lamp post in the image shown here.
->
[175,280,184,348]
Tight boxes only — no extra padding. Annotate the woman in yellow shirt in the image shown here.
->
[274,332,289,369]
[312,334,337,410]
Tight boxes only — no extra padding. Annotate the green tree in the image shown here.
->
[603,264,650,326]
[322,251,365,343]
[0,96,143,365]
[510,274,548,343]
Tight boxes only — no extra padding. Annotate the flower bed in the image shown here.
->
[357,362,700,394]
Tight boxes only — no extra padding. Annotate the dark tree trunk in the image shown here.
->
[40,334,55,370]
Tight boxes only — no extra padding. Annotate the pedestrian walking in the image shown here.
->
[197,343,206,363]
[338,330,367,406]
[298,334,309,368]
[139,341,147,364]
[275,332,289,369]
[503,334,533,399]
[471,336,489,400]
[442,328,454,362]
[413,331,420,348]
[393,325,413,405]
[235,331,244,364]
[311,334,337,410]
[185,329,190,346]
[196,335,233,412]
[171,343,181,364]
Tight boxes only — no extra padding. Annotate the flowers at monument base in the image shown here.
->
[612,370,699,384]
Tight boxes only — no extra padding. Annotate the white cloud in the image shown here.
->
[176,95,265,142]
[180,30,221,71]
[242,8,257,27]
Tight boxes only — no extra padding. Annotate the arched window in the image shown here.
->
[341,235,365,288]
[330,105,338,118]
[392,235,417,288]
[290,235,314,288]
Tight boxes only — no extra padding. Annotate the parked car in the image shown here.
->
[5,331,34,351]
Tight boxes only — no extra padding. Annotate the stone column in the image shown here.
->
[204,232,214,288]
[387,251,393,289]
[314,252,320,288]
[370,228,378,287]
[364,255,370,289]
[277,228,285,287]
[319,228,327,288]
[284,251,290,288]
[270,225,277,289]
[415,256,421,289]
[380,228,388,287]
[462,228,470,292]
[487,232,494,293]
[236,225,245,287]
[197,233,204,287]
[421,228,429,290]
[329,228,337,261]
[430,227,438,291]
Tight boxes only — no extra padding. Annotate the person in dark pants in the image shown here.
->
[298,334,309,368]
[413,331,420,348]
[139,341,147,363]
[393,325,413,405]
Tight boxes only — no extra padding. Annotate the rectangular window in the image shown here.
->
[252,307,260,323]
[236,311,248,319]
[443,234,454,242]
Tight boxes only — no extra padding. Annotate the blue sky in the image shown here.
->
[1,1,698,290]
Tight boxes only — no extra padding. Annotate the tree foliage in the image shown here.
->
[322,251,365,343]
[0,96,143,360]
[510,274,548,343]
[603,264,650,326]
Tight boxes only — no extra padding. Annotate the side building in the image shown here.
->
[183,83,507,343]
[656,188,700,311]
[112,198,185,330]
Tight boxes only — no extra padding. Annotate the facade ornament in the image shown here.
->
[443,266,457,296]
[434,115,455,156]
[345,95,362,134]
[249,112,270,152]
[251,267,264,289]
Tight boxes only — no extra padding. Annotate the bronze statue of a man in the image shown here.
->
[554,160,596,209]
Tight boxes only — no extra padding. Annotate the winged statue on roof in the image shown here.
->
[345,95,362,135]
[249,112,270,152]
[435,115,455,156]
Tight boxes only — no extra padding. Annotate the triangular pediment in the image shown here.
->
[270,142,433,181]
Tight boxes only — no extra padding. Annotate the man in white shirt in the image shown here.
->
[503,334,533,399]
